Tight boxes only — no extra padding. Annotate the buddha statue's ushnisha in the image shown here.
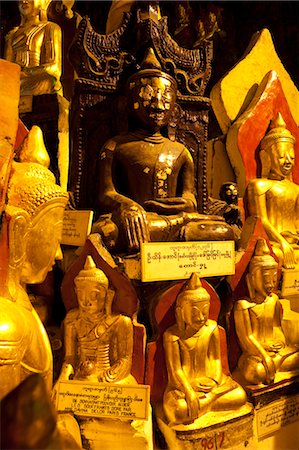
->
[56,256,136,385]
[163,273,247,426]
[4,0,62,97]
[0,133,68,398]
[246,113,299,268]
[94,48,233,253]
[234,239,299,386]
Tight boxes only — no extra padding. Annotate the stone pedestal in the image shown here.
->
[239,375,299,409]
[155,403,254,450]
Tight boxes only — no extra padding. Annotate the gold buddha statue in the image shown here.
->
[94,48,232,253]
[246,113,299,268]
[234,239,299,386]
[4,0,62,97]
[0,134,68,398]
[56,256,136,385]
[163,273,247,426]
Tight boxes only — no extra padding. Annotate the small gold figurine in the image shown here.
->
[56,256,136,385]
[246,113,299,268]
[94,48,232,253]
[163,273,247,426]
[4,0,62,97]
[234,239,299,386]
[0,156,68,398]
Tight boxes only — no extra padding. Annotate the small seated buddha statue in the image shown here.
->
[93,48,233,254]
[246,113,299,268]
[163,273,247,426]
[0,141,68,398]
[234,239,299,386]
[56,256,136,385]
[4,0,62,97]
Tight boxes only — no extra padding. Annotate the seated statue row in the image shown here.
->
[93,48,233,254]
[234,239,299,385]
[163,273,247,426]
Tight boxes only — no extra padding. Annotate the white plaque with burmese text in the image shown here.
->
[140,241,235,282]
[256,394,299,438]
[56,381,150,420]
[281,268,299,297]
[61,210,94,247]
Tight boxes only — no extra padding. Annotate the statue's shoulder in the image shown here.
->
[0,297,27,348]
[168,139,190,155]
[234,298,254,310]
[247,178,273,195]
[163,325,180,343]
[269,293,279,303]
[5,27,18,41]
[44,21,61,33]
[206,319,218,331]
[64,308,79,324]
[110,313,131,326]
[100,135,127,153]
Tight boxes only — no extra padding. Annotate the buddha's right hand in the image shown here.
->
[119,204,150,252]
[281,240,296,269]
[186,389,200,420]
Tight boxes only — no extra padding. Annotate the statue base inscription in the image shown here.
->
[141,241,235,282]
[57,381,153,450]
[56,380,150,420]
[255,393,299,439]
[155,403,254,450]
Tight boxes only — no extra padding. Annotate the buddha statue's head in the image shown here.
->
[219,182,238,205]
[5,160,68,285]
[74,256,111,316]
[127,48,177,132]
[18,0,51,22]
[260,113,296,180]
[176,273,210,333]
[247,239,278,301]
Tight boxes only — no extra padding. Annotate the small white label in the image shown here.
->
[140,241,235,282]
[281,269,299,297]
[256,394,299,438]
[56,380,150,420]
[61,210,94,246]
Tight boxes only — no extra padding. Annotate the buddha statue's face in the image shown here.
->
[251,266,277,299]
[76,280,107,315]
[269,141,295,178]
[181,298,210,330]
[18,0,40,17]
[130,75,176,131]
[20,202,65,284]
